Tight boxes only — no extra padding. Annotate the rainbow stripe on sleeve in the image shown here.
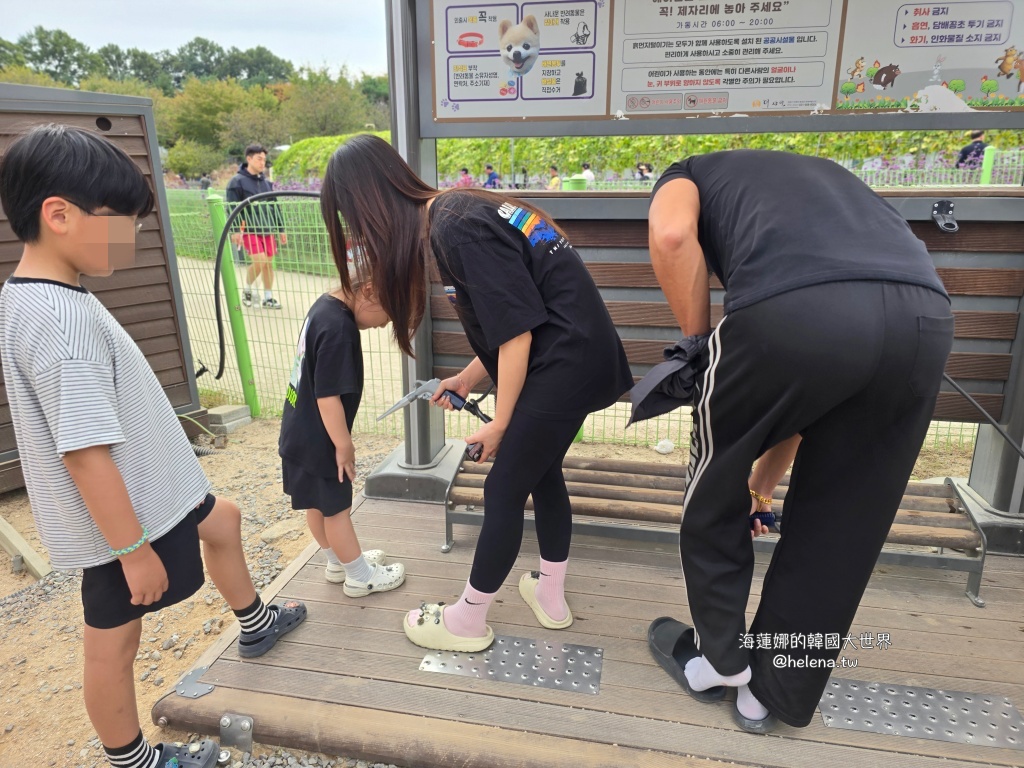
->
[499,204,559,246]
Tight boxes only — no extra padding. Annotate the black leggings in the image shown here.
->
[468,410,587,593]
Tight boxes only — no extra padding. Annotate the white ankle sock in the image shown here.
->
[324,548,342,567]
[342,555,374,583]
[264,289,273,301]
[737,684,770,720]
[683,655,752,691]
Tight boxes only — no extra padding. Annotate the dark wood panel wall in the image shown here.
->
[430,218,1024,423]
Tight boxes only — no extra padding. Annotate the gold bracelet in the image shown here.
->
[749,489,772,507]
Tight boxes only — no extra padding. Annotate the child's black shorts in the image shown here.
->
[81,494,216,629]
[282,461,352,517]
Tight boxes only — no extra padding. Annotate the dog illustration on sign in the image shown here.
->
[499,15,540,76]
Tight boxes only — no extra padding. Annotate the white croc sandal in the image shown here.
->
[519,571,573,629]
[404,602,494,652]
[325,549,386,584]
[343,561,405,598]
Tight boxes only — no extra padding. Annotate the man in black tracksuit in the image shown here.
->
[226,143,287,309]
[646,150,953,733]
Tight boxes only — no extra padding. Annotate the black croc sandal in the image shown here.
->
[732,701,779,734]
[156,738,220,767]
[238,600,307,658]
[647,617,727,703]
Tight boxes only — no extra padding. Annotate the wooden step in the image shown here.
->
[456,465,957,514]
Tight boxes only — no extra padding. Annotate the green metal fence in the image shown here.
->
[167,188,976,449]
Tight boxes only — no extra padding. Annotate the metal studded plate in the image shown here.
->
[819,678,1024,750]
[419,635,603,694]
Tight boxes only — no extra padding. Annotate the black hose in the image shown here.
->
[212,191,321,379]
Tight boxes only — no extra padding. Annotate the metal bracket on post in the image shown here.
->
[219,713,254,754]
[931,200,958,233]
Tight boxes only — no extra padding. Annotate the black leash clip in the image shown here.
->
[931,200,958,233]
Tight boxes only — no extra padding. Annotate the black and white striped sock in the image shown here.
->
[104,730,159,768]
[234,595,276,636]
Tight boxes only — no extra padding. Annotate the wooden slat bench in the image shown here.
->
[433,199,1024,608]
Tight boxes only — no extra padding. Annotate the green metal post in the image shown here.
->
[206,194,261,418]
[980,146,997,185]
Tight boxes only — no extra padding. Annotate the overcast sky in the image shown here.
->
[5,0,389,77]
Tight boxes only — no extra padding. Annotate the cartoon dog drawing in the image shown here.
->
[995,46,1018,79]
[872,63,901,90]
[499,15,540,77]
[846,56,865,79]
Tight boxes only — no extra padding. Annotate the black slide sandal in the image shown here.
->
[647,617,727,703]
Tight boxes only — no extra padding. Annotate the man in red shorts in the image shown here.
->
[227,144,287,309]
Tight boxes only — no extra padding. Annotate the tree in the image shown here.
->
[286,68,371,140]
[172,37,226,81]
[16,26,102,85]
[171,77,249,147]
[980,78,999,99]
[0,38,26,70]
[219,97,291,156]
[948,79,966,97]
[125,48,175,95]
[219,46,293,86]
[840,81,857,101]
[0,65,63,87]
[96,43,129,80]
[165,139,226,177]
[359,73,389,105]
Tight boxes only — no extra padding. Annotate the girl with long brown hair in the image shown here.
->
[320,134,632,652]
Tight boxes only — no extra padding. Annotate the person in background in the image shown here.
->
[580,162,596,185]
[547,165,562,191]
[955,130,987,168]
[456,168,475,187]
[227,144,288,309]
[199,172,212,192]
[483,163,501,189]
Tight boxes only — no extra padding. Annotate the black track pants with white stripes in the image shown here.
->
[680,281,953,727]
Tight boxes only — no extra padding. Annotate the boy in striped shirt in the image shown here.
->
[0,125,305,768]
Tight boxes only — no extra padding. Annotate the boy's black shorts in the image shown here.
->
[282,461,352,517]
[81,494,216,630]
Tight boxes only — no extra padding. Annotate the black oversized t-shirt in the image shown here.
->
[652,150,949,314]
[279,294,363,476]
[429,192,633,420]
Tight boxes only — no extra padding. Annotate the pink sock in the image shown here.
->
[406,583,495,638]
[535,558,569,622]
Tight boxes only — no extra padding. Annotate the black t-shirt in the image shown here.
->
[279,294,363,476]
[430,192,633,420]
[652,150,949,314]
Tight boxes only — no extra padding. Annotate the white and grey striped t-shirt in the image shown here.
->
[0,278,210,569]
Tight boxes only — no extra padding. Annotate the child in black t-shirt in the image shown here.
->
[279,281,406,597]
[317,135,633,653]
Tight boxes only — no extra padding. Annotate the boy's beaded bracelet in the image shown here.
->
[110,528,149,557]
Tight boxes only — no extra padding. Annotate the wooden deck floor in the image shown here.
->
[152,496,1024,768]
